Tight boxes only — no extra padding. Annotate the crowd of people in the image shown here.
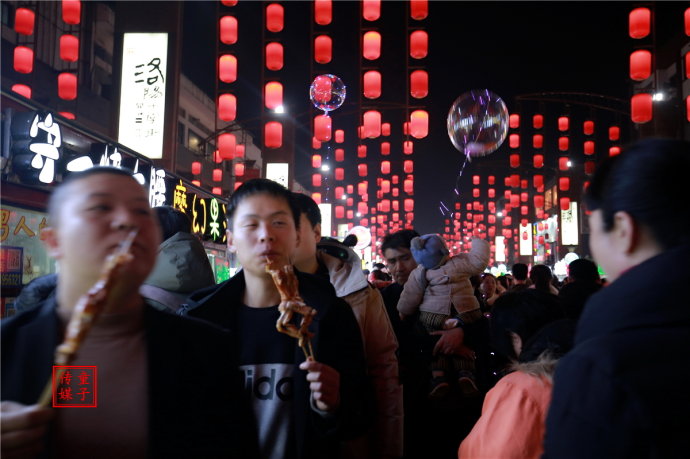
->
[2,137,689,459]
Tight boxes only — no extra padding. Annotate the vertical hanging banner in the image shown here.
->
[118,33,168,159]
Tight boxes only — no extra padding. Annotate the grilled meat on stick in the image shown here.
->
[265,257,316,359]
[37,230,138,407]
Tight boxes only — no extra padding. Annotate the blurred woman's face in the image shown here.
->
[480,275,497,296]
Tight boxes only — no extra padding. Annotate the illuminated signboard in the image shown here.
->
[10,112,63,184]
[149,167,167,207]
[118,33,168,159]
[560,201,579,246]
[318,203,332,237]
[171,181,227,244]
[495,236,506,262]
[266,162,289,188]
[519,223,533,256]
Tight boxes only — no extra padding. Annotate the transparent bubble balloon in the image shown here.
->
[310,74,346,113]
[447,89,509,159]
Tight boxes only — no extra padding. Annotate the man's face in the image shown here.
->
[228,193,299,278]
[292,213,320,268]
[383,247,417,285]
[43,173,161,287]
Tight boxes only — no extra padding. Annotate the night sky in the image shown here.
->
[181,1,676,235]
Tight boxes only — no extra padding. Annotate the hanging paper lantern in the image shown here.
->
[266,42,284,70]
[630,49,652,80]
[334,148,344,161]
[510,194,519,207]
[520,192,528,203]
[396,143,411,158]
[488,175,495,185]
[358,163,368,177]
[609,146,621,157]
[583,120,594,135]
[686,7,690,35]
[59,35,79,62]
[213,150,222,163]
[264,81,283,110]
[532,114,543,129]
[509,154,520,168]
[218,133,236,159]
[58,73,77,100]
[312,137,322,150]
[363,31,381,60]
[534,195,545,208]
[335,168,344,181]
[314,0,332,25]
[560,197,571,211]
[488,188,496,198]
[235,144,245,159]
[686,52,690,79]
[558,116,569,131]
[213,169,223,182]
[191,161,202,175]
[381,122,391,136]
[219,54,237,83]
[381,160,391,174]
[585,161,596,175]
[609,126,620,141]
[510,174,520,188]
[381,180,391,193]
[533,134,543,149]
[409,110,429,139]
[507,134,519,149]
[472,188,480,198]
[235,162,245,176]
[62,0,81,25]
[334,206,345,219]
[218,94,237,121]
[403,121,410,135]
[357,145,367,157]
[266,4,284,32]
[381,142,390,155]
[13,46,33,73]
[559,177,570,191]
[335,186,344,199]
[312,154,322,168]
[410,70,428,98]
[410,30,428,59]
[314,114,332,142]
[363,110,382,138]
[264,121,282,148]
[472,175,480,185]
[403,160,413,173]
[363,0,381,21]
[584,140,595,155]
[312,173,322,187]
[410,0,429,20]
[335,129,344,143]
[509,113,520,129]
[11,84,31,99]
[220,16,238,44]
[222,0,238,5]
[404,178,413,194]
[629,7,651,39]
[631,93,653,123]
[558,157,570,171]
[558,137,569,151]
[192,180,201,187]
[212,187,222,195]
[15,8,35,35]
[358,202,369,215]
[363,70,382,99]
[314,35,332,64]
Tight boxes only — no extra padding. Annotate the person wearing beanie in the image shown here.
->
[397,234,490,399]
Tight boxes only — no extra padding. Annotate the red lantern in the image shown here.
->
[235,163,245,176]
[13,46,33,74]
[533,134,543,149]
[609,126,620,141]
[584,140,595,155]
[58,73,77,100]
[357,182,367,195]
[312,154,322,168]
[381,161,391,174]
[11,84,31,99]
[533,114,544,129]
[560,197,571,211]
[510,153,520,168]
[404,178,413,194]
[410,0,428,20]
[686,52,690,79]
[357,145,367,158]
[403,160,413,173]
[403,141,414,155]
[559,177,570,191]
[410,30,428,59]
[314,114,332,142]
[310,192,321,204]
[381,142,390,155]
[335,187,344,199]
[363,0,381,21]
[213,150,222,163]
[585,161,596,175]
[218,133,236,159]
[266,42,284,70]
[472,188,480,198]
[363,71,382,99]
[314,35,332,64]
[382,122,391,136]
[559,157,570,171]
[335,129,344,143]
[363,110,382,138]
[15,8,35,35]
[510,174,520,188]
[358,163,368,177]
[335,206,345,219]
[212,187,222,195]
[62,0,81,25]
[235,144,245,158]
[219,54,237,83]
[359,202,369,215]
[264,81,283,110]
[192,180,201,187]
[213,169,223,182]
[488,188,496,198]
[631,93,653,123]
[334,148,345,162]
[630,49,652,80]
[335,168,344,181]
[507,133,519,149]
[191,161,202,175]
[381,180,391,193]
[609,146,621,157]
[488,175,495,185]
[472,175,480,185]
[312,173,322,187]
[404,199,414,212]
[266,4,284,32]
[509,114,520,129]
[558,137,569,151]
[222,0,238,5]
[264,121,282,148]
[510,194,520,207]
[558,116,569,131]
[629,7,651,39]
[686,7,690,36]
[220,16,238,44]
[410,70,428,98]
[403,122,409,135]
[410,110,429,139]
[218,94,237,121]
[363,31,381,60]
[534,195,545,208]
[520,192,528,203]
[583,120,594,135]
[314,0,332,25]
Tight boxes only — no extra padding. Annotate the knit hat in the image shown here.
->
[410,234,450,270]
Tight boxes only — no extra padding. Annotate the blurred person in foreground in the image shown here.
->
[1,166,256,458]
[543,138,690,458]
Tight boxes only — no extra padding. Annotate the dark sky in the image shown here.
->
[181,1,674,235]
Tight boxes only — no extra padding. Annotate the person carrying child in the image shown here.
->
[397,234,490,399]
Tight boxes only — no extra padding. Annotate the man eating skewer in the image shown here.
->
[181,178,370,459]
[1,166,257,458]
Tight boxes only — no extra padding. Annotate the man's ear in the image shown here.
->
[612,211,637,255]
[226,229,236,254]
[314,223,322,244]
[41,227,62,259]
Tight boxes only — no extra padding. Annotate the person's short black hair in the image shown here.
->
[529,264,554,291]
[227,178,300,229]
[567,258,599,283]
[47,166,141,224]
[584,138,690,250]
[154,206,191,241]
[512,263,528,281]
[381,229,420,254]
[292,192,321,228]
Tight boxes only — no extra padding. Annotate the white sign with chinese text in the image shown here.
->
[519,223,533,256]
[118,33,168,159]
[560,201,579,246]
[266,163,289,188]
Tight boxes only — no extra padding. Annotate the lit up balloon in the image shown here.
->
[347,225,372,250]
[310,74,346,113]
[447,89,509,159]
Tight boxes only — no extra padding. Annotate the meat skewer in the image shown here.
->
[37,230,138,407]
[265,257,316,360]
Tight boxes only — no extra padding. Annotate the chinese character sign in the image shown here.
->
[52,366,97,408]
[28,113,62,184]
[118,33,168,159]
[149,167,167,207]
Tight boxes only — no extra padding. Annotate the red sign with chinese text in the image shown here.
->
[52,366,97,408]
